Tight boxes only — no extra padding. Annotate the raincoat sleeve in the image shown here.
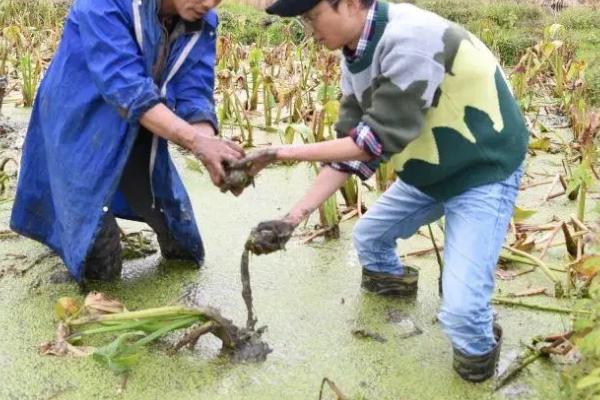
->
[174,30,218,131]
[74,0,161,123]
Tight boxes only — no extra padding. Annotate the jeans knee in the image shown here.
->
[352,218,370,252]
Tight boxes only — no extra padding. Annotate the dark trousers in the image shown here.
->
[83,129,170,280]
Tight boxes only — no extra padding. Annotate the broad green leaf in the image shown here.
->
[92,332,145,374]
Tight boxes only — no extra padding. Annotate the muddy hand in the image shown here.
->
[191,133,244,187]
[245,220,296,255]
[229,148,278,178]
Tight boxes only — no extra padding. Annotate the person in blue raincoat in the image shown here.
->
[10,0,244,282]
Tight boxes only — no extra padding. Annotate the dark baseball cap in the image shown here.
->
[266,0,322,17]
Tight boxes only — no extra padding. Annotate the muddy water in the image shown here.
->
[0,107,586,399]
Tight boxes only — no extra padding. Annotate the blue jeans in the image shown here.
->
[352,167,523,356]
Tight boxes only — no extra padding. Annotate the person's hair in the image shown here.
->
[327,0,376,10]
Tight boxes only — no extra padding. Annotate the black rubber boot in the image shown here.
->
[83,213,123,281]
[361,265,419,297]
[157,233,196,262]
[452,323,503,383]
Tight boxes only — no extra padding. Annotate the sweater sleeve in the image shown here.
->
[362,41,445,157]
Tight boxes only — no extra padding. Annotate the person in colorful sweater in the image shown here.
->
[233,0,529,382]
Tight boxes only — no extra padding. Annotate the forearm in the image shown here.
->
[139,103,196,149]
[285,166,350,225]
[277,137,372,163]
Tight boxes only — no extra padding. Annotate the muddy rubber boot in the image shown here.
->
[83,213,123,281]
[452,323,502,383]
[157,234,197,262]
[361,266,419,297]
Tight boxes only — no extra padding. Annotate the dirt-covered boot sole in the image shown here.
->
[453,323,503,383]
[361,266,419,297]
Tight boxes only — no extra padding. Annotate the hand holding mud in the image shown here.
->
[220,148,279,196]
[188,124,245,188]
[245,219,297,255]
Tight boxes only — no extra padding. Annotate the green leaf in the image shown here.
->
[290,123,315,144]
[280,125,296,145]
[513,206,537,222]
[92,332,146,374]
[323,100,340,126]
[316,83,338,104]
[567,164,593,194]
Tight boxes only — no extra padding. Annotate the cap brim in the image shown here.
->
[266,1,316,17]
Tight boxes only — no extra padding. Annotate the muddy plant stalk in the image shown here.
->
[502,245,563,297]
[495,331,575,391]
[492,296,591,315]
[240,249,257,331]
[339,176,359,209]
[427,224,444,296]
[494,349,543,391]
[232,90,254,147]
[0,39,7,113]
[262,74,274,129]
[318,378,348,400]
[170,321,216,354]
[562,222,578,258]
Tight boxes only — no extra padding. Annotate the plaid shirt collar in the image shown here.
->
[343,1,378,63]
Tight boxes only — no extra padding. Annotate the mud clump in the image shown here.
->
[224,326,271,363]
[221,166,254,195]
[245,220,295,255]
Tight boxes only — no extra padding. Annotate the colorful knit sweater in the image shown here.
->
[334,1,529,200]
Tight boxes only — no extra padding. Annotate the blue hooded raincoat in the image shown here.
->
[10,0,218,281]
